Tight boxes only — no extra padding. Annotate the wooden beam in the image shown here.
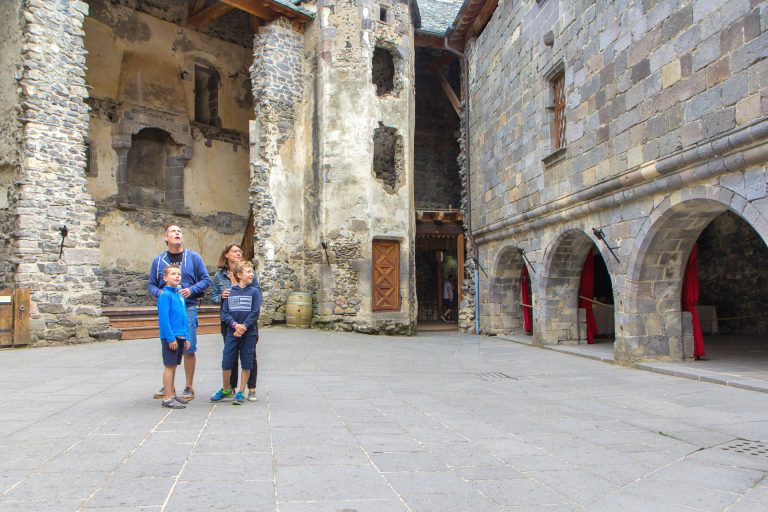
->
[188,2,234,28]
[220,0,276,21]
[220,0,313,23]
[429,53,457,71]
[466,0,499,40]
[189,0,207,17]
[434,67,462,117]
[415,32,445,48]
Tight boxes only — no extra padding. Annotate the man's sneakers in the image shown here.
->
[161,397,186,409]
[248,389,258,402]
[233,391,245,405]
[210,387,233,402]
[180,387,195,401]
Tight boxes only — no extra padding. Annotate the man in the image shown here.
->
[148,224,210,400]
[441,276,454,322]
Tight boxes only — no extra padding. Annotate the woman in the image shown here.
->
[210,243,255,400]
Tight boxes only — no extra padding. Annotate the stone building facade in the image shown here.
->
[1,0,765,359]
[451,0,768,361]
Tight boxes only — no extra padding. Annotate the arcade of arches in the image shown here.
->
[480,197,768,363]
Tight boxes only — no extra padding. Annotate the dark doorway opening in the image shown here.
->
[693,211,768,358]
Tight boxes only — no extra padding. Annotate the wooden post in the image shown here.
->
[0,289,12,346]
[13,288,30,346]
[437,251,443,319]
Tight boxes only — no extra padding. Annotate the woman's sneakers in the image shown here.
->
[248,389,258,401]
[233,391,245,405]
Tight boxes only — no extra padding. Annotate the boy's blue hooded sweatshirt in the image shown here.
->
[157,286,189,343]
[221,284,262,336]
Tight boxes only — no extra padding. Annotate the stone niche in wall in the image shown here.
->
[112,50,193,213]
[372,123,404,193]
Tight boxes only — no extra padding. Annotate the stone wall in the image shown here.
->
[0,0,23,290]
[12,0,112,343]
[414,47,462,209]
[698,211,768,335]
[250,17,309,323]
[465,0,768,360]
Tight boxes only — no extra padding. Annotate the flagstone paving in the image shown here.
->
[1,328,767,511]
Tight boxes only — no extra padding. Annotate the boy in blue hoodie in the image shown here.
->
[212,261,262,405]
[157,265,190,409]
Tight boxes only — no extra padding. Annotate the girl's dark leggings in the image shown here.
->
[221,322,258,389]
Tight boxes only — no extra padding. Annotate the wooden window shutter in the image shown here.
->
[372,240,400,311]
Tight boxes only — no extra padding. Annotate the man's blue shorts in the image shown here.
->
[222,334,257,371]
[185,305,198,354]
[161,339,184,367]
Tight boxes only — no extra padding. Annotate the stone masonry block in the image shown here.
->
[736,93,762,124]
[745,168,767,201]
[693,34,722,71]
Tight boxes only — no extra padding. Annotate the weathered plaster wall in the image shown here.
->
[84,0,253,306]
[0,0,23,289]
[307,0,416,333]
[91,0,254,47]
[466,0,768,360]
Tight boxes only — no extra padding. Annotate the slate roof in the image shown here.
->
[416,0,465,34]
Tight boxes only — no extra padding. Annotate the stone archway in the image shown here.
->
[483,244,529,335]
[537,229,596,345]
[618,190,768,361]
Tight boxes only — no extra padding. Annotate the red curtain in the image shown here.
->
[682,245,705,359]
[578,249,597,344]
[521,265,532,333]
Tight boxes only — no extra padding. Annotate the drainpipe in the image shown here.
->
[442,34,479,335]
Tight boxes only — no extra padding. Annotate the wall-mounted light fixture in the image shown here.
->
[320,240,330,265]
[516,247,536,273]
[592,228,620,263]
[58,225,68,259]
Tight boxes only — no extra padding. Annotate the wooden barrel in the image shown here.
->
[286,292,312,327]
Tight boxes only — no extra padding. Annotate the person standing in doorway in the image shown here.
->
[149,224,210,401]
[441,276,454,322]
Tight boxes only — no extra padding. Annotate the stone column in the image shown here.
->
[250,17,307,324]
[12,0,112,343]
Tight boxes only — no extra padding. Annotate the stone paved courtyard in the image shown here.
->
[1,328,768,511]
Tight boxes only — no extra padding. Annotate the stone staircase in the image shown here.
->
[104,305,221,340]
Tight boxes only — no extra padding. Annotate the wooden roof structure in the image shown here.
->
[187,0,313,29]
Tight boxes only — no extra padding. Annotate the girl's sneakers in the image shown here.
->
[247,389,258,401]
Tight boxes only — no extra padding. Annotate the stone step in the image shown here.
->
[104,306,221,340]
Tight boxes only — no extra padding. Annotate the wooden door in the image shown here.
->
[372,240,400,311]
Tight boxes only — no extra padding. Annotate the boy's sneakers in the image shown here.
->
[181,387,195,400]
[247,389,258,401]
[233,391,245,405]
[161,397,186,409]
[173,395,189,405]
[210,387,234,402]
